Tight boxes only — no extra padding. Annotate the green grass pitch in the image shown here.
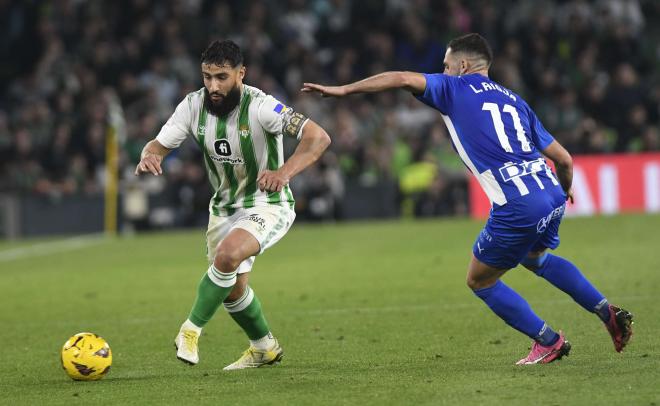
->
[1,214,659,405]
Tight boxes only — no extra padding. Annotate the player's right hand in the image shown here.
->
[135,154,163,176]
[301,83,347,97]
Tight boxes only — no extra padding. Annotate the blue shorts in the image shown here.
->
[473,190,567,269]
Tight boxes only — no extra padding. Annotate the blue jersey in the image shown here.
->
[416,73,562,208]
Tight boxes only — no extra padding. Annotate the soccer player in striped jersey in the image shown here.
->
[136,40,330,369]
[302,33,633,365]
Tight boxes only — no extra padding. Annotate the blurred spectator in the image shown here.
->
[0,0,658,225]
[639,125,660,152]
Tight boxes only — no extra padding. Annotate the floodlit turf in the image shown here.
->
[1,214,659,405]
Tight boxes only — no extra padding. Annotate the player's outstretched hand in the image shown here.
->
[301,83,347,97]
[258,170,289,192]
[135,154,163,176]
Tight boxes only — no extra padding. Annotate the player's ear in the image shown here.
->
[238,65,246,81]
[460,59,468,75]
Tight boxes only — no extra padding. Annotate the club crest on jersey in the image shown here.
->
[239,125,250,138]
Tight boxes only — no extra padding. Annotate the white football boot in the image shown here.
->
[223,339,284,370]
[174,328,200,365]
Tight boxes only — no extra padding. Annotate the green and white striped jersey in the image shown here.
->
[156,85,309,216]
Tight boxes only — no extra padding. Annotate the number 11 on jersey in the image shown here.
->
[482,102,531,153]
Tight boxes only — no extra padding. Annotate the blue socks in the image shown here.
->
[474,280,559,346]
[526,254,610,322]
[473,253,610,346]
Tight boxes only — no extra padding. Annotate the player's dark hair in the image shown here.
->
[200,40,244,67]
[448,33,493,66]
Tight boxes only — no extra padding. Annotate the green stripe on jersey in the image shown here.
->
[196,104,221,216]
[283,184,295,210]
[237,92,258,208]
[216,115,238,216]
[264,132,282,205]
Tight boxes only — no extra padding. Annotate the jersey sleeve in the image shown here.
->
[414,73,454,114]
[257,95,309,140]
[526,105,555,150]
[155,98,193,149]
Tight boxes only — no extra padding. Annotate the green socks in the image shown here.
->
[224,286,270,340]
[188,266,237,327]
[187,266,271,343]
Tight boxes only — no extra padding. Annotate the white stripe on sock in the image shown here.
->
[224,287,254,313]
[207,265,237,287]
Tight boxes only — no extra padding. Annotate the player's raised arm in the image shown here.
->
[301,71,427,97]
[135,139,172,176]
[258,120,331,192]
[541,140,574,203]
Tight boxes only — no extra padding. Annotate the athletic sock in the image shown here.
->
[181,319,202,334]
[533,254,609,322]
[536,323,560,346]
[474,280,558,344]
[224,286,271,341]
[188,265,237,327]
[250,333,276,351]
[593,298,611,323]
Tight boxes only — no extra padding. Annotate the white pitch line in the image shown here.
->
[0,234,107,263]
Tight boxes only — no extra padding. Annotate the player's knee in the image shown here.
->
[466,275,479,290]
[466,274,495,291]
[214,247,244,273]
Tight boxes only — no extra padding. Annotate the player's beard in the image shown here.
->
[204,85,241,117]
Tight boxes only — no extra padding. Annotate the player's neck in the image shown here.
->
[462,68,489,78]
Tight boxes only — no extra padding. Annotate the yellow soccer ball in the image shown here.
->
[61,332,112,381]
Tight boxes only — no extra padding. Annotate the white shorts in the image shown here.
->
[206,205,296,274]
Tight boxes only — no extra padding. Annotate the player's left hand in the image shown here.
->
[257,170,289,192]
[566,188,574,204]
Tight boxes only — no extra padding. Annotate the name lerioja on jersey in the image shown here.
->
[468,80,518,102]
[156,84,309,216]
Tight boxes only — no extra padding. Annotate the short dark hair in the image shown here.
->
[200,40,244,67]
[447,33,493,66]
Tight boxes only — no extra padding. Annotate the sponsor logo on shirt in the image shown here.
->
[211,139,244,164]
[499,158,547,182]
[536,204,565,233]
[210,156,245,164]
[214,139,232,156]
[245,214,266,232]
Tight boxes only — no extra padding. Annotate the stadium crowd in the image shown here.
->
[1,0,658,225]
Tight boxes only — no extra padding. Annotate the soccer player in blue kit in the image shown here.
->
[302,33,634,364]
